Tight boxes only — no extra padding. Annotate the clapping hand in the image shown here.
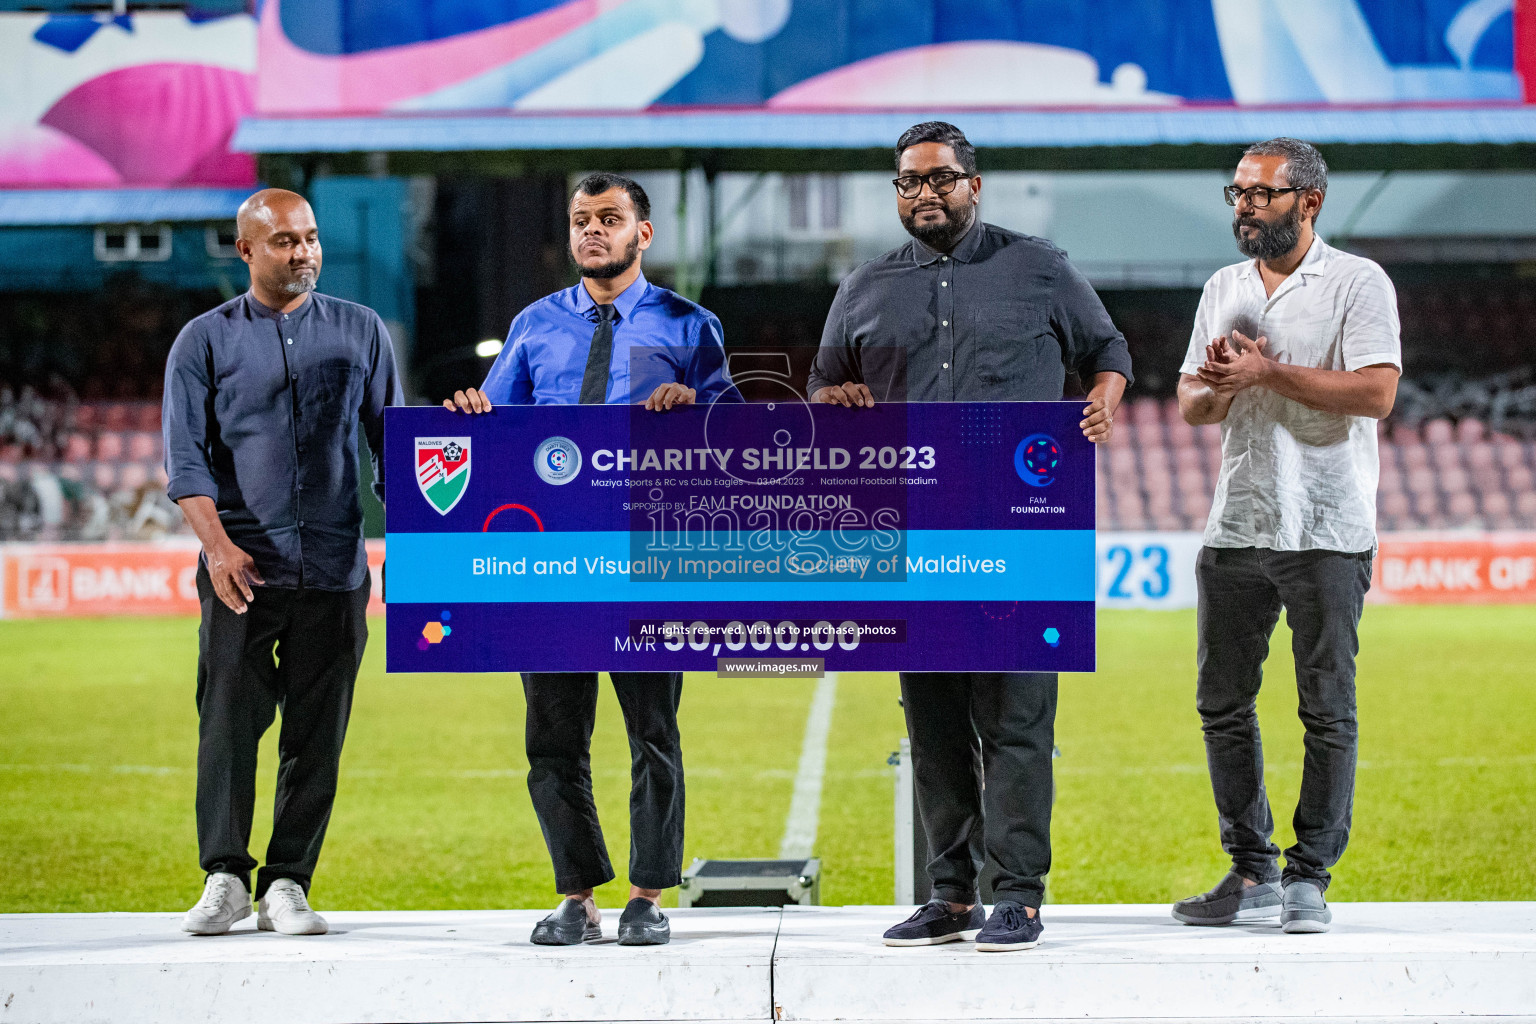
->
[1196,331,1271,395]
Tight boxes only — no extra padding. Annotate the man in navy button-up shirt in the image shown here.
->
[164,189,401,938]
[164,276,399,593]
[448,173,732,948]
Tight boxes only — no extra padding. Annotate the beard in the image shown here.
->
[1233,204,1303,260]
[576,234,641,280]
[900,199,976,253]
[270,266,317,296]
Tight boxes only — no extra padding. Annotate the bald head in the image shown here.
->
[237,188,312,239]
[236,188,321,307]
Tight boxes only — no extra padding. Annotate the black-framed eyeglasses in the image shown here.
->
[893,170,969,199]
[1224,184,1306,208]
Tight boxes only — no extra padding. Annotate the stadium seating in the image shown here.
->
[0,401,170,541]
[1096,399,1536,532]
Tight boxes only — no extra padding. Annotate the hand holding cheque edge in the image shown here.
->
[443,383,695,414]
[810,382,876,409]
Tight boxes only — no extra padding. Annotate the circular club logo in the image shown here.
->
[1014,433,1062,488]
[534,436,582,485]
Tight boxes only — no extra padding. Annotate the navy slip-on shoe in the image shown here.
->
[1172,871,1282,926]
[616,898,670,945]
[530,898,602,945]
[974,900,1043,951]
[882,900,986,946]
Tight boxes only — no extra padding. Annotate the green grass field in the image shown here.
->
[1,606,1532,914]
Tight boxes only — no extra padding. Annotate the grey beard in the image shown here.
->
[276,277,316,296]
[578,236,640,280]
[903,204,976,253]
[1234,209,1302,260]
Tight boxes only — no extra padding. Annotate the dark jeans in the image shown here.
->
[899,672,1056,909]
[1195,545,1373,891]
[521,672,685,894]
[194,565,370,899]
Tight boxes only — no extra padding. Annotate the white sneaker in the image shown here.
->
[182,872,251,935]
[257,878,329,935]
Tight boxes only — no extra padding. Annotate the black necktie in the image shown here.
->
[579,303,617,405]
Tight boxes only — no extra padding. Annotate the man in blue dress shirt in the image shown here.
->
[164,189,402,936]
[447,173,734,946]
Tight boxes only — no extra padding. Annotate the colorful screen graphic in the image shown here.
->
[0,1,1530,186]
[256,0,1528,115]
[0,10,256,188]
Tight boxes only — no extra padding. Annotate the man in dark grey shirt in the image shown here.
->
[808,151,1131,409]
[164,188,401,937]
[811,122,1130,952]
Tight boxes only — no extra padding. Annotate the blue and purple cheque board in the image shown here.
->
[384,402,1095,673]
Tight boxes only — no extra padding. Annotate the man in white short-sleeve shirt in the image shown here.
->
[1170,138,1400,935]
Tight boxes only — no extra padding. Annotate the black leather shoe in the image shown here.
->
[616,898,670,945]
[530,898,601,945]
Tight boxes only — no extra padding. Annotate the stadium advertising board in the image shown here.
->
[0,541,385,618]
[1094,532,1536,609]
[1372,532,1536,604]
[1094,531,1205,610]
[2,534,1532,619]
[384,402,1096,673]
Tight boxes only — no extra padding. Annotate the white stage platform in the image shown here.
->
[773,903,1536,1023]
[2,903,1533,1024]
[0,908,780,1024]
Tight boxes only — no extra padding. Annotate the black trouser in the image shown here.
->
[1195,546,1373,891]
[899,672,1057,909]
[194,565,370,899]
[521,672,685,894]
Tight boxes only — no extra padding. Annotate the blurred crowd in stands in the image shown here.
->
[0,385,180,542]
[1,269,1533,542]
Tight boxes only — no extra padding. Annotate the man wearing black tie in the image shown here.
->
[446,173,735,945]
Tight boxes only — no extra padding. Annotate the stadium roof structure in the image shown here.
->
[237,105,1536,154]
[0,188,248,227]
[233,105,1536,175]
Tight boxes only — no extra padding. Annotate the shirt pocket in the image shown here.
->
[969,304,1050,383]
[303,366,363,427]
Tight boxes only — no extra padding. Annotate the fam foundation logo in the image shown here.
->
[417,437,471,514]
[534,436,582,485]
[1014,433,1062,488]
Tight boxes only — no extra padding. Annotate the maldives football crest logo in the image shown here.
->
[417,437,471,515]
